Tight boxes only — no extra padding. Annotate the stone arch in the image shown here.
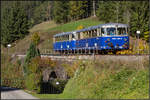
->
[49,71,57,81]
[42,66,68,82]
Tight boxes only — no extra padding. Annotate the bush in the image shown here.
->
[25,56,56,93]
[1,54,25,88]
[23,42,40,75]
[62,60,85,78]
[25,73,41,93]
[31,32,40,45]
[62,59,149,99]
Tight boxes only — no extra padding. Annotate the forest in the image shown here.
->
[1,1,149,47]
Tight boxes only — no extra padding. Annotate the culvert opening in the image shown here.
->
[49,71,57,80]
[40,71,68,94]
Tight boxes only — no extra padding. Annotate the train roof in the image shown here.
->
[54,23,129,37]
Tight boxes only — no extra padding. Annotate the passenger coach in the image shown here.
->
[53,23,129,54]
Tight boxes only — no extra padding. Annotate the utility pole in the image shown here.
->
[93,0,96,17]
[137,31,140,55]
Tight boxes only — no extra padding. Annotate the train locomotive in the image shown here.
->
[53,23,129,54]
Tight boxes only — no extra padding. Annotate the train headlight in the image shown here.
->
[94,43,97,47]
[67,45,69,48]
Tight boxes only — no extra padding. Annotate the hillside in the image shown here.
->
[2,17,103,55]
[31,57,149,99]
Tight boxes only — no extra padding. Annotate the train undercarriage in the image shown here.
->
[54,49,127,55]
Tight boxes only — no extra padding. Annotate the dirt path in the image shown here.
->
[1,87,38,99]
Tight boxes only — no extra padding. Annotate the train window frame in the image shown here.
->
[72,34,76,40]
[101,28,106,36]
[117,27,127,36]
[106,27,116,36]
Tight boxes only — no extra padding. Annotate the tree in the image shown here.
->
[96,1,117,23]
[53,1,69,24]
[144,31,150,42]
[129,1,149,37]
[1,1,30,47]
[32,2,49,25]
[31,32,40,45]
[23,30,41,75]
[69,1,88,21]
[23,42,40,75]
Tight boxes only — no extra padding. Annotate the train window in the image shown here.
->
[62,36,64,41]
[117,27,126,35]
[83,31,88,38]
[92,30,95,37]
[94,29,97,37]
[101,28,105,36]
[98,28,101,36]
[67,35,69,40]
[57,36,58,41]
[72,34,76,40]
[59,36,61,41]
[106,27,116,36]
[90,31,92,37]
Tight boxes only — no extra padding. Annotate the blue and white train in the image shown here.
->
[53,23,129,54]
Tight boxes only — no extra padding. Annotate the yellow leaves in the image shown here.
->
[31,32,40,45]
[116,39,149,54]
[116,49,134,55]
[29,56,56,73]
[144,31,149,41]
[77,25,84,30]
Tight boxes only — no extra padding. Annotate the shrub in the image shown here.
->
[25,73,42,93]
[116,39,149,54]
[1,54,25,88]
[23,42,40,75]
[31,32,40,45]
[62,60,85,78]
[25,56,56,93]
[77,25,84,30]
[144,31,149,42]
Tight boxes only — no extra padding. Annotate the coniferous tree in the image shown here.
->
[69,1,88,21]
[96,1,117,23]
[23,42,40,75]
[129,1,149,37]
[33,3,48,25]
[53,1,69,24]
[1,1,30,46]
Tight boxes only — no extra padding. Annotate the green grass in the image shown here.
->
[31,59,149,99]
[48,17,103,32]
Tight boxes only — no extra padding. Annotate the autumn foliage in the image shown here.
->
[116,37,149,54]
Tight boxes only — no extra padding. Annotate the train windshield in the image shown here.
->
[117,27,127,35]
[106,27,128,36]
[106,27,116,36]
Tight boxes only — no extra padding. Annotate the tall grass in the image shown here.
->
[61,58,149,99]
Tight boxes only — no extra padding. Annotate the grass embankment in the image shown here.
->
[1,17,103,55]
[31,57,149,99]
